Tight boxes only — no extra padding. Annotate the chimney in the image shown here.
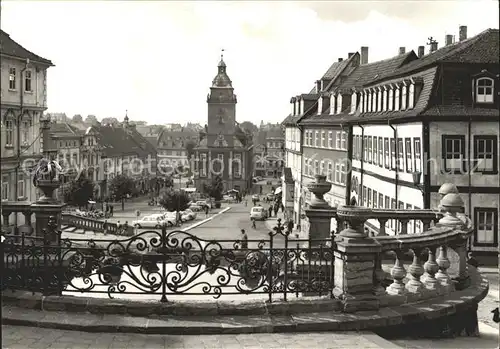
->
[430,41,438,53]
[361,46,369,65]
[348,52,355,59]
[459,25,467,41]
[315,80,321,93]
[338,58,343,62]
[445,34,453,46]
[399,47,406,55]
[418,46,425,58]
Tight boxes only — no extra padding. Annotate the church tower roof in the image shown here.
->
[212,50,232,88]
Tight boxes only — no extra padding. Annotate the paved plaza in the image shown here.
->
[0,326,398,349]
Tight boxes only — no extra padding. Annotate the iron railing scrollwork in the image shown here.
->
[2,218,336,303]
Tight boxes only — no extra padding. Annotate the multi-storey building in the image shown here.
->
[81,114,157,199]
[0,30,53,223]
[157,128,198,171]
[253,126,284,178]
[45,121,83,199]
[194,55,253,192]
[347,27,499,255]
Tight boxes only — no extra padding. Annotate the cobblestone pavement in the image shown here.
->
[1,326,394,349]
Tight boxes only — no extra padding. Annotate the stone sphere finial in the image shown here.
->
[306,174,332,209]
[438,193,465,227]
[438,183,459,197]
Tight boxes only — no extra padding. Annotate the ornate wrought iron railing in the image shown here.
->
[2,220,335,303]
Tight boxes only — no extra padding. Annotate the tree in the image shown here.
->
[72,114,83,123]
[159,188,190,212]
[109,174,135,210]
[101,117,119,125]
[203,175,224,201]
[64,175,94,208]
[85,115,99,125]
[240,121,258,134]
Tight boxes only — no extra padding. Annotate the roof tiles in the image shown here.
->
[0,30,53,65]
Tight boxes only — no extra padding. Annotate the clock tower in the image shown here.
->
[206,54,237,147]
[194,52,253,194]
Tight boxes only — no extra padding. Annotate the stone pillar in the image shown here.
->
[304,175,336,246]
[333,205,382,312]
[31,178,65,244]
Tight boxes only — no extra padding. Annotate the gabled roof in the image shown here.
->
[90,125,150,158]
[49,122,80,136]
[339,52,416,90]
[379,28,499,82]
[0,30,53,66]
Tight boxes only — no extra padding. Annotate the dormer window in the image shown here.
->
[408,83,415,109]
[388,87,394,111]
[329,94,335,115]
[300,99,305,115]
[336,94,343,114]
[294,100,299,115]
[290,101,295,115]
[317,96,323,115]
[394,85,400,111]
[401,84,407,110]
[360,92,365,113]
[476,77,494,103]
[367,91,372,112]
[350,91,357,114]
[377,88,382,112]
[382,87,388,112]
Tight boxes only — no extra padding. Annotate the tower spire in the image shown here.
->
[221,48,224,61]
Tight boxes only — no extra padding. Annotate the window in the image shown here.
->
[341,131,347,150]
[25,70,32,92]
[17,176,25,198]
[474,136,498,174]
[476,78,494,103]
[367,188,372,207]
[363,92,368,113]
[1,178,9,200]
[340,162,346,184]
[377,89,382,112]
[406,204,413,234]
[378,193,383,209]
[314,160,319,175]
[405,138,412,172]
[363,136,368,161]
[367,137,372,163]
[390,138,396,170]
[353,135,358,159]
[408,83,415,109]
[328,162,333,182]
[397,138,404,171]
[321,131,326,147]
[382,88,388,111]
[335,162,341,183]
[373,136,378,165]
[378,138,383,167]
[350,92,358,114]
[475,208,498,245]
[442,135,465,173]
[413,138,421,172]
[5,119,13,146]
[384,138,389,168]
[414,206,422,233]
[200,154,207,176]
[390,199,396,230]
[233,154,241,177]
[9,68,16,90]
[320,161,325,175]
[394,86,400,111]
[315,131,320,147]
[328,131,333,148]
[373,190,378,208]
[336,131,341,149]
[363,186,367,206]
[367,91,372,112]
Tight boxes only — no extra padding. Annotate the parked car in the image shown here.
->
[252,194,260,202]
[250,206,267,221]
[196,200,211,209]
[266,193,275,201]
[132,215,173,229]
[189,205,203,212]
[180,209,197,221]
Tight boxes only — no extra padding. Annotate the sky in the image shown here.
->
[1,1,499,126]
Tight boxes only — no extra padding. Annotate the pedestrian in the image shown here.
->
[244,199,248,207]
[110,204,114,217]
[117,221,122,235]
[103,220,108,235]
[287,219,294,233]
[123,221,129,235]
[268,206,273,218]
[205,206,209,217]
[251,218,256,229]
[273,205,278,217]
[240,229,248,249]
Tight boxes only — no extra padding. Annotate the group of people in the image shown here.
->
[102,202,114,218]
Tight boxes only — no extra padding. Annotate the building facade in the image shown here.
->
[157,128,198,172]
[194,56,253,193]
[253,126,285,178]
[0,30,53,224]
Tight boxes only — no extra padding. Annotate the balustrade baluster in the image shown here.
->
[378,219,387,236]
[387,250,407,295]
[435,246,454,293]
[400,219,409,235]
[405,248,424,294]
[2,212,11,230]
[423,247,439,290]
[422,219,431,232]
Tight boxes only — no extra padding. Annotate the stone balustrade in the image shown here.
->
[61,214,122,235]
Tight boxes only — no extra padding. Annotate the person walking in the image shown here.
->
[287,219,294,234]
[103,220,108,235]
[117,221,122,235]
[240,229,248,249]
[251,218,256,229]
[123,221,129,235]
[268,206,273,218]
[109,204,114,217]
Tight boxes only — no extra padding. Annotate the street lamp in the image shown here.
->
[412,171,424,193]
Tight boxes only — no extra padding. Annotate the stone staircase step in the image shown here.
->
[61,225,69,230]
[64,226,77,233]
